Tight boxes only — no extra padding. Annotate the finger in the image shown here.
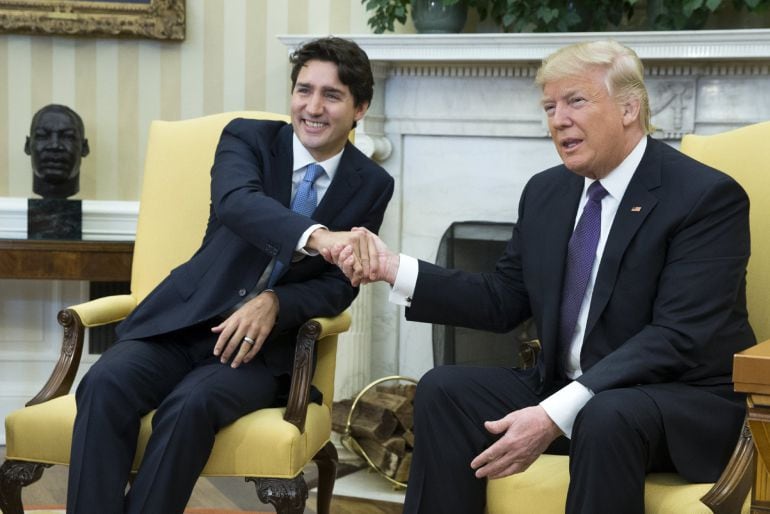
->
[487,461,530,480]
[484,419,508,435]
[344,254,362,286]
[367,232,379,280]
[240,330,267,366]
[470,438,508,470]
[220,331,246,363]
[230,336,255,368]
[329,244,346,265]
[213,323,235,356]
[358,234,371,279]
[348,247,363,278]
[476,457,512,478]
[475,452,515,478]
[337,248,357,281]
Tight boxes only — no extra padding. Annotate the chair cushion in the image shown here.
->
[5,394,331,479]
[485,453,745,514]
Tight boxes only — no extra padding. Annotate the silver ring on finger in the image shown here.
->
[242,336,255,346]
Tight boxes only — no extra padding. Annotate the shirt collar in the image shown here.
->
[584,136,647,201]
[292,133,343,180]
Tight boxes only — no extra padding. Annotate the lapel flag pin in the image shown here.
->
[631,206,642,212]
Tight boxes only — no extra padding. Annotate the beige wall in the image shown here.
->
[0,0,375,200]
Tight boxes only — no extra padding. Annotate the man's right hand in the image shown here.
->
[321,227,400,286]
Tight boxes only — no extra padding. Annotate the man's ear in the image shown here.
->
[354,101,370,123]
[24,136,31,156]
[81,138,90,157]
[621,98,641,127]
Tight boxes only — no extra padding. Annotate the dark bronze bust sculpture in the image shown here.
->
[25,104,90,199]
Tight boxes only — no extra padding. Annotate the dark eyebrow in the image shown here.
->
[322,86,345,95]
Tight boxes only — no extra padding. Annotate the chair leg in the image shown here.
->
[0,460,51,514]
[248,474,308,514]
[313,441,338,514]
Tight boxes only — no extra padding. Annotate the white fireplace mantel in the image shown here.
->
[280,31,770,381]
[280,29,770,63]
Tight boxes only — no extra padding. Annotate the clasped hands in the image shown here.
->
[314,226,398,286]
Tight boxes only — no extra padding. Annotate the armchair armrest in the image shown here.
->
[70,294,137,327]
[26,294,138,407]
[284,311,352,433]
[700,419,754,514]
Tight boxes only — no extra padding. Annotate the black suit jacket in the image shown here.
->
[406,137,754,481]
[117,119,394,376]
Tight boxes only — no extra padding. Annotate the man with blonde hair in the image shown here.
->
[326,40,753,513]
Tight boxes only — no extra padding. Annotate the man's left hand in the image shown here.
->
[211,290,279,368]
[470,406,562,480]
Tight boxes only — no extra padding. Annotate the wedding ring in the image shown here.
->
[242,336,255,346]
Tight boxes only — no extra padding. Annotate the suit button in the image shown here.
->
[266,243,278,256]
[238,288,247,297]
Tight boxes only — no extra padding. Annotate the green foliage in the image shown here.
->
[361,0,770,33]
[362,0,411,33]
[469,0,637,32]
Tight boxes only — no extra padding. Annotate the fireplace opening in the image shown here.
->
[432,221,536,368]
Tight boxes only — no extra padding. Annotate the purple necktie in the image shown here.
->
[558,181,609,357]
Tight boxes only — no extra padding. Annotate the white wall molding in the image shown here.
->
[280,30,770,64]
[0,198,139,240]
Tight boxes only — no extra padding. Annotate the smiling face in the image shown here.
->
[290,59,368,162]
[541,67,642,179]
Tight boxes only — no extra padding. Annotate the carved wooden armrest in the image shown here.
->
[284,311,352,433]
[26,294,137,407]
[701,419,754,514]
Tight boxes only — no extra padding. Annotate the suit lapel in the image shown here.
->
[312,142,363,226]
[585,138,661,336]
[539,171,584,359]
[271,125,294,208]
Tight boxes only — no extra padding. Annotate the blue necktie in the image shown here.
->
[558,181,609,359]
[267,163,325,287]
[291,163,324,218]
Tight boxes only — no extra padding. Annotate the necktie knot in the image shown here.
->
[303,163,324,184]
[587,181,608,204]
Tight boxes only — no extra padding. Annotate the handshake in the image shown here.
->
[307,227,399,287]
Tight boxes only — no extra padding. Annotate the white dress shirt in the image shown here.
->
[292,133,343,254]
[390,137,647,438]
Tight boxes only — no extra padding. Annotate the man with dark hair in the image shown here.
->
[328,40,753,514]
[26,104,90,199]
[66,36,394,514]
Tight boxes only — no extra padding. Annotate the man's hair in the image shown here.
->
[535,40,653,134]
[289,37,374,108]
[30,104,85,137]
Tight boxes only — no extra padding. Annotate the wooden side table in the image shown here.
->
[0,239,133,282]
[734,340,770,513]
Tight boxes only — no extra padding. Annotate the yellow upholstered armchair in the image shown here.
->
[0,112,351,514]
[487,121,770,514]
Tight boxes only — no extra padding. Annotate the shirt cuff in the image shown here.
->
[296,224,327,256]
[539,380,594,439]
[389,254,418,307]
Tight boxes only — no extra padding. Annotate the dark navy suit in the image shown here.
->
[67,119,394,514]
[403,137,754,513]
